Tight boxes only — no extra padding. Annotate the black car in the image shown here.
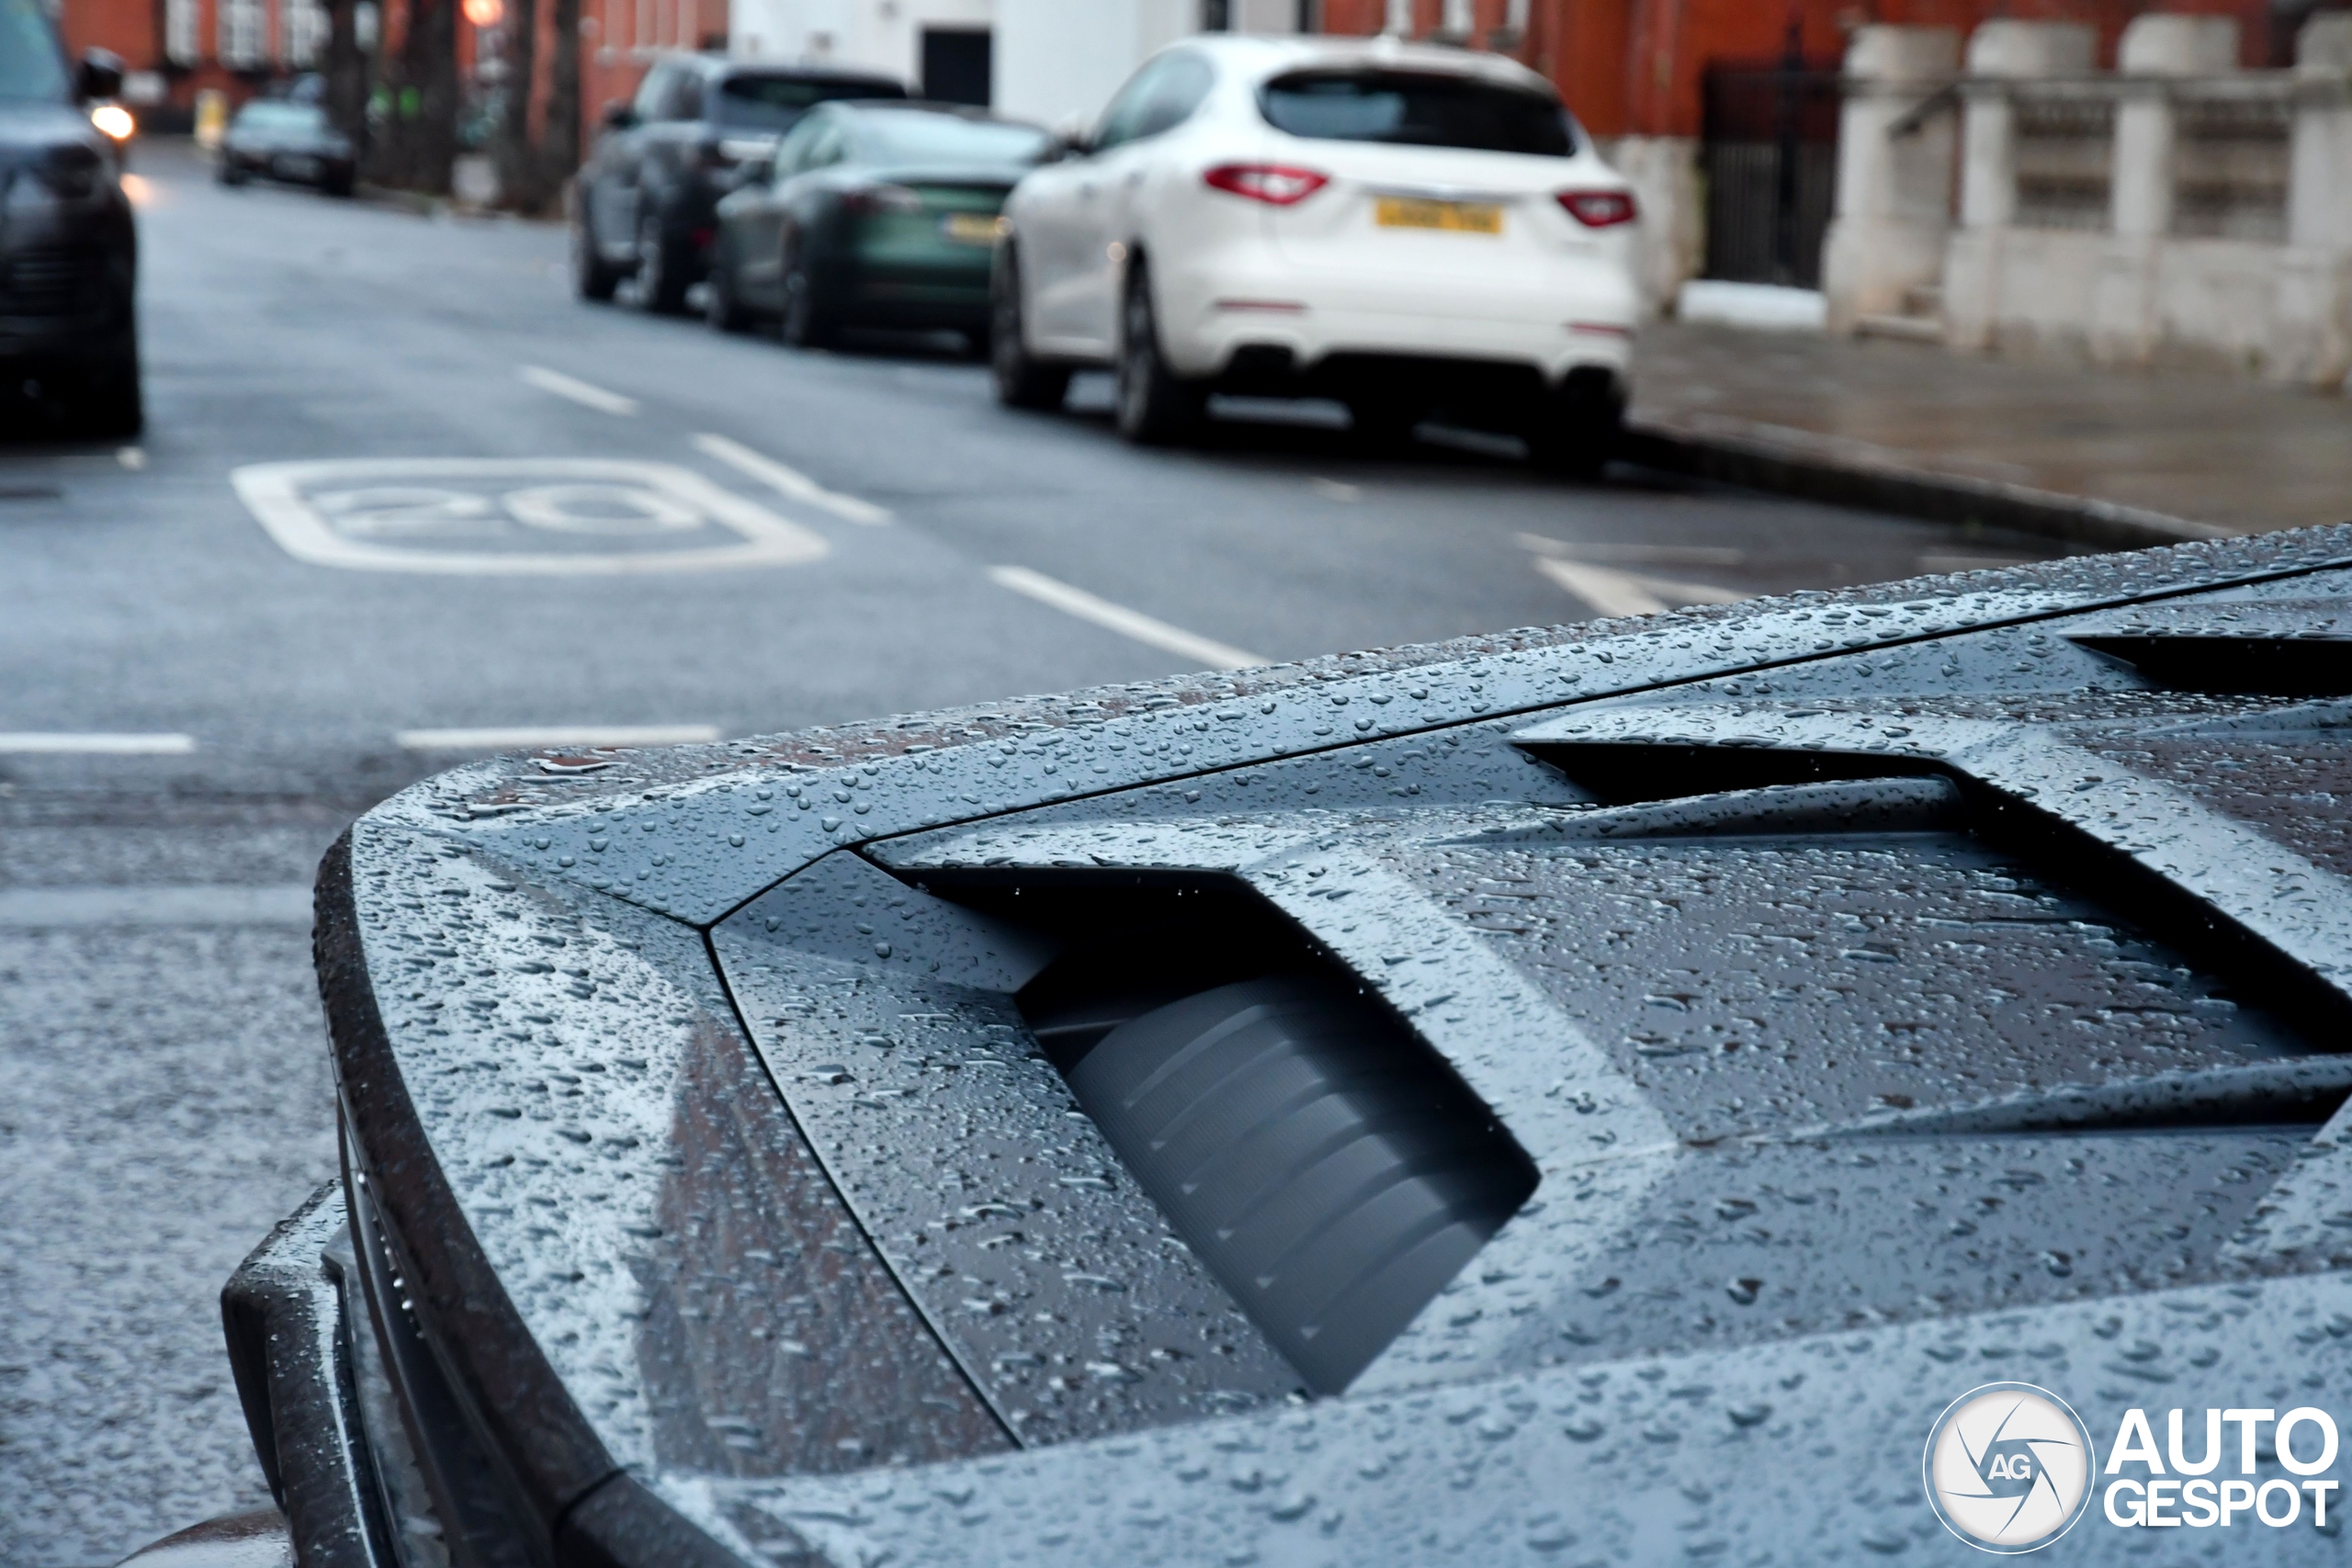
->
[175,526,2352,1566]
[218,99,356,197]
[0,0,137,437]
[573,54,906,314]
[707,102,1046,346]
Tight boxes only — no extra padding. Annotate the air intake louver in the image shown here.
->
[1063,974,1537,1395]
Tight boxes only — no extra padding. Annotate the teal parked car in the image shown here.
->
[706,100,1049,350]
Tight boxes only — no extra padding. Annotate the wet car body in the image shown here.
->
[224,526,2352,1565]
[0,0,139,436]
[218,100,357,196]
[706,102,1046,345]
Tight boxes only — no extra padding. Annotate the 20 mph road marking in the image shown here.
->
[988,566,1266,671]
[521,366,639,416]
[693,434,892,525]
[0,732,196,754]
[397,725,722,751]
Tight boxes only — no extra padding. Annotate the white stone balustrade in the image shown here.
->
[1828,14,2352,388]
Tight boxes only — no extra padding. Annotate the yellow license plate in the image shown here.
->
[941,212,1004,244]
[1374,197,1504,234]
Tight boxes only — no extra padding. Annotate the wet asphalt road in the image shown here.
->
[0,141,2068,1566]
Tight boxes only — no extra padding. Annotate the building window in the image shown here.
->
[165,0,198,63]
[220,0,267,68]
[282,0,327,65]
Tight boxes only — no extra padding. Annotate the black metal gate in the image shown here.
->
[1701,62,1842,288]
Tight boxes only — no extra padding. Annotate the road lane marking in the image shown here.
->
[1517,533,1746,568]
[232,459,828,575]
[117,446,146,470]
[521,366,640,416]
[1532,557,1746,619]
[398,725,722,750]
[693,434,892,525]
[1311,478,1363,502]
[0,732,196,754]
[987,566,1267,671]
[0,884,311,929]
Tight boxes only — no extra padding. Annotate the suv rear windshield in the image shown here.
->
[719,73,907,130]
[0,0,70,103]
[1261,71,1575,157]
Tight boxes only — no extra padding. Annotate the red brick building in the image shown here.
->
[57,0,701,152]
[1316,0,2282,138]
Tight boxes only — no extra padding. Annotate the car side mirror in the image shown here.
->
[1045,131,1091,163]
[77,48,125,103]
[600,99,637,131]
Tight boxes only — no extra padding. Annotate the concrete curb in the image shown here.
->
[1621,412,2240,552]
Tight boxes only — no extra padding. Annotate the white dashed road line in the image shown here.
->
[1532,556,1747,619]
[0,885,313,929]
[988,566,1267,671]
[693,434,893,525]
[0,732,196,754]
[521,366,640,416]
[396,725,723,751]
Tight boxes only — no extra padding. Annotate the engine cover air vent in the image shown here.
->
[1064,974,1537,1395]
[2071,633,2352,695]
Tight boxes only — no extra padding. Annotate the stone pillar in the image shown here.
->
[2093,15,2238,362]
[2272,13,2352,386]
[1946,22,2096,349]
[1821,26,1961,333]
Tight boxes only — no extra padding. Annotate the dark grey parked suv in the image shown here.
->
[573,53,904,314]
[162,526,2352,1564]
[0,0,138,436]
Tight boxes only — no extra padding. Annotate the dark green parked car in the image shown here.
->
[705,100,1048,349]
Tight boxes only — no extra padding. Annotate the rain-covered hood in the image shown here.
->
[324,525,2352,1566]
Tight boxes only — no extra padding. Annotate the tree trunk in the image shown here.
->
[537,0,581,216]
[322,0,369,159]
[492,0,538,209]
[376,0,458,194]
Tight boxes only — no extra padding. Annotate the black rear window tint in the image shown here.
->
[718,74,906,130]
[1260,71,1574,157]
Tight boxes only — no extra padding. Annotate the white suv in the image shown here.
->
[990,34,1641,471]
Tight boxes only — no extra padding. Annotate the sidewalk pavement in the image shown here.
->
[1624,321,2352,549]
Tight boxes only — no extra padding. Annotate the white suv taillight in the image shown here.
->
[1557,189,1638,228]
[1204,164,1329,206]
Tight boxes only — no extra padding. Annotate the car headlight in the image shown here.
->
[90,104,135,142]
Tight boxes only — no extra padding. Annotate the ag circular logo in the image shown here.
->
[1924,1382,2098,1553]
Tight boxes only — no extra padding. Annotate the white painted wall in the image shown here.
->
[729,0,993,85]
[726,0,1302,126]
[992,0,1194,130]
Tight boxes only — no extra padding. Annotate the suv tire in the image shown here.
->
[633,210,689,315]
[778,241,838,349]
[1114,259,1203,446]
[572,197,623,302]
[705,251,752,333]
[73,347,143,439]
[989,246,1069,411]
[1526,366,1623,479]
